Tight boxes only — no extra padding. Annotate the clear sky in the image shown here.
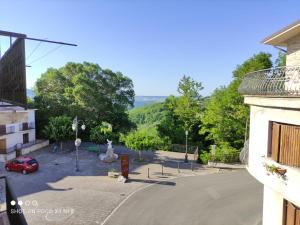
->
[1,0,299,96]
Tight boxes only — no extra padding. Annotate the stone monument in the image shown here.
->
[99,139,118,162]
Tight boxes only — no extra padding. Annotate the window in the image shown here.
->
[270,122,300,167]
[284,200,300,225]
[0,125,6,135]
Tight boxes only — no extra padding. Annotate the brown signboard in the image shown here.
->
[120,155,129,179]
[0,38,26,106]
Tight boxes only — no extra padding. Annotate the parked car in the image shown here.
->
[5,157,39,175]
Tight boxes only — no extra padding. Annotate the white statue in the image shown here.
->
[107,139,113,149]
[99,139,118,162]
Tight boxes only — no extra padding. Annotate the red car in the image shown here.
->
[5,157,39,174]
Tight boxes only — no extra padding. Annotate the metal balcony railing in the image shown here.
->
[238,66,300,96]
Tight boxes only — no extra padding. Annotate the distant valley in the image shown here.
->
[27,89,166,108]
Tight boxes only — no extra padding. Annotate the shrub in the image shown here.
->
[199,151,209,164]
[120,127,167,159]
[43,116,73,150]
[90,122,118,144]
[206,143,240,163]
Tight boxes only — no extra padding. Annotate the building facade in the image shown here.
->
[239,20,300,225]
[0,104,37,162]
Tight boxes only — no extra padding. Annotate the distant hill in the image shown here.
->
[129,102,165,127]
[27,88,166,108]
[134,96,167,108]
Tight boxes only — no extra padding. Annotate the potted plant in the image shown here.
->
[108,168,119,178]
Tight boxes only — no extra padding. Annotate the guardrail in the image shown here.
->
[0,176,28,225]
[238,66,300,96]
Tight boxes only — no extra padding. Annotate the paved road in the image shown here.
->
[104,170,263,225]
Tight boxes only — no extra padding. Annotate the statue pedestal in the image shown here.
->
[99,147,118,163]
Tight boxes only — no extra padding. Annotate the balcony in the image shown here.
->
[238,66,300,96]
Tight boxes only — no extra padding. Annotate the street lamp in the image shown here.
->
[184,130,188,163]
[72,116,85,172]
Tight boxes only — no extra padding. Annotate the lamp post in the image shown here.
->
[72,116,86,172]
[184,130,188,163]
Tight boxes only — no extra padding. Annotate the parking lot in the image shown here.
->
[0,143,217,225]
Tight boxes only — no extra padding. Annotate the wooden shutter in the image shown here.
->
[271,122,281,161]
[296,210,300,225]
[284,201,300,225]
[286,202,296,225]
[280,124,300,167]
[0,139,6,153]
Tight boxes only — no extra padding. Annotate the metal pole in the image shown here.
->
[178,162,180,173]
[75,116,79,172]
[184,132,188,163]
[148,168,150,178]
[161,164,164,176]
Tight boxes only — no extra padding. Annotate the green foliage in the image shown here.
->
[199,151,209,164]
[209,143,240,163]
[34,62,135,138]
[275,51,286,67]
[43,116,73,149]
[157,96,186,144]
[176,75,204,131]
[129,102,165,126]
[199,143,240,164]
[157,76,206,146]
[120,127,167,151]
[90,122,118,144]
[201,52,273,150]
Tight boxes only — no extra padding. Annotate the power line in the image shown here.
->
[26,40,43,60]
[27,45,62,65]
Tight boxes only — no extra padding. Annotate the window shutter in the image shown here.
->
[271,122,281,162]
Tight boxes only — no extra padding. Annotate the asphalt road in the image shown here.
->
[104,170,263,225]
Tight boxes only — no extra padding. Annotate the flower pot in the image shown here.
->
[275,168,287,176]
[108,171,119,178]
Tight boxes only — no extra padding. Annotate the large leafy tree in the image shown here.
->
[200,52,273,150]
[34,62,135,138]
[157,76,207,147]
[43,116,73,151]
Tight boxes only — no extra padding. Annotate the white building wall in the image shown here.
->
[246,97,300,225]
[262,186,284,225]
[287,33,300,67]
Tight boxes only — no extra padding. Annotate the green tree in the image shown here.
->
[43,116,73,150]
[275,51,286,67]
[90,122,117,144]
[34,62,135,138]
[121,128,166,160]
[175,75,204,139]
[157,76,206,147]
[201,52,273,150]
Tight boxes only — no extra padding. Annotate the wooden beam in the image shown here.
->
[0,30,27,38]
[0,30,77,47]
[26,37,77,46]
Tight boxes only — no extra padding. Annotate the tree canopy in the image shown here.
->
[200,52,273,149]
[34,62,135,138]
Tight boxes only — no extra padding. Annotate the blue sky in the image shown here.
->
[0,0,299,96]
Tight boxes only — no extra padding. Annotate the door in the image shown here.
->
[23,133,29,144]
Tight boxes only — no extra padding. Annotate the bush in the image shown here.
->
[120,127,168,152]
[43,115,73,150]
[203,143,240,163]
[90,122,118,144]
[199,151,209,164]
